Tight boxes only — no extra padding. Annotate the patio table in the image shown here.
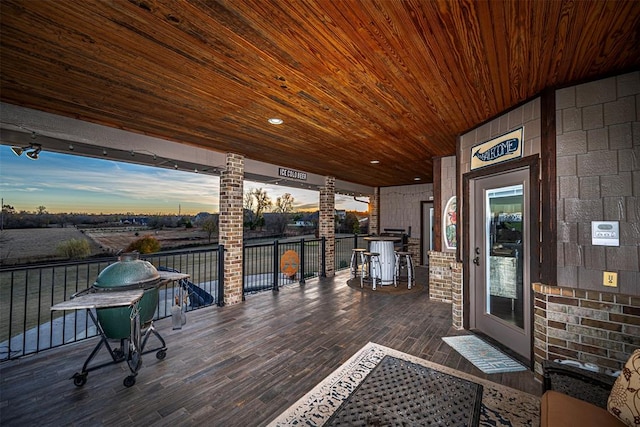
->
[364,236,400,285]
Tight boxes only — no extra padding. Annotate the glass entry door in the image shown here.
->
[471,168,531,359]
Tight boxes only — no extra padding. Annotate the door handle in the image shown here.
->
[473,256,480,266]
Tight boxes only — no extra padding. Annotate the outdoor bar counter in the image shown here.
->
[364,236,400,285]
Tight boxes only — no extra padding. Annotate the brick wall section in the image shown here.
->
[369,187,379,235]
[532,282,640,377]
[320,176,335,277]
[219,153,244,305]
[407,237,420,263]
[451,262,464,329]
[555,71,640,293]
[428,250,456,303]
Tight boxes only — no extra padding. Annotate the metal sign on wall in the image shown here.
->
[470,127,523,170]
[278,167,308,181]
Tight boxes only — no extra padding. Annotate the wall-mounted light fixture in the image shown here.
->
[10,143,42,160]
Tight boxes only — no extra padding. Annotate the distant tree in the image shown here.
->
[243,192,256,229]
[343,212,360,234]
[252,188,271,231]
[202,216,218,243]
[272,193,295,236]
[36,205,47,215]
[244,188,272,230]
[1,204,15,229]
[56,238,91,260]
[125,235,161,254]
[177,216,193,228]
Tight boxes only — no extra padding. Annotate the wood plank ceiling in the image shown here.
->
[1,0,639,187]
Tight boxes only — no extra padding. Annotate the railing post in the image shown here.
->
[273,240,279,292]
[321,237,326,277]
[217,244,225,306]
[242,244,246,301]
[354,233,358,249]
[299,238,306,285]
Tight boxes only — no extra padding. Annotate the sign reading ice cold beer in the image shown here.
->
[278,167,308,181]
[470,127,523,170]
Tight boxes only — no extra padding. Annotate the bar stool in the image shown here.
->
[350,248,367,279]
[361,251,382,290]
[394,251,415,289]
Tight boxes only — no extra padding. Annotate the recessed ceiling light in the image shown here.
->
[370,160,380,164]
[414,177,421,181]
[268,117,283,125]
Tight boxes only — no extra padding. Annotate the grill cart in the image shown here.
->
[51,253,188,388]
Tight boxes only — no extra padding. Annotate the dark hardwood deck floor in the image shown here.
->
[0,268,541,426]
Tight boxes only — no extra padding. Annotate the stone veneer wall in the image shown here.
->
[219,153,244,305]
[320,176,335,277]
[555,71,640,292]
[533,283,640,376]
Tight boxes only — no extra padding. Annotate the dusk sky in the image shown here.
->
[0,146,368,215]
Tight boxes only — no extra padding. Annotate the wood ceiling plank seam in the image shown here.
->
[525,0,555,94]
[228,0,448,156]
[426,0,496,127]
[391,1,467,131]
[242,3,402,134]
[571,2,640,78]
[234,1,422,138]
[0,3,261,118]
[184,1,404,145]
[449,0,501,123]
[80,0,306,118]
[352,2,448,125]
[326,4,447,133]
[505,0,531,103]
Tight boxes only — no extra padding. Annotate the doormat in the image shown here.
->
[268,342,539,426]
[442,335,527,374]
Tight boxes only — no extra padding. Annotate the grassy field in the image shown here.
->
[0,227,104,265]
[0,226,216,266]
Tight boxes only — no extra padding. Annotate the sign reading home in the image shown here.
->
[470,127,523,170]
[278,167,307,181]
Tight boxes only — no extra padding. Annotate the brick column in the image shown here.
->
[219,153,244,305]
[319,176,335,277]
[451,262,464,329]
[369,187,379,235]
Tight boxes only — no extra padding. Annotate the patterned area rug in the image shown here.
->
[268,342,539,427]
[442,335,527,374]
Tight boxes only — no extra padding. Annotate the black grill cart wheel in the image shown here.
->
[72,372,87,387]
[156,349,166,360]
[123,375,136,388]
